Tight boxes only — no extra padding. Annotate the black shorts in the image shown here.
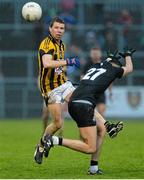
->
[96,93,106,105]
[68,101,96,128]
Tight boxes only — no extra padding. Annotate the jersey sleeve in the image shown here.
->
[39,38,55,57]
[115,67,124,79]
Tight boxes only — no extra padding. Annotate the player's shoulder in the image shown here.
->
[39,36,55,51]
[100,62,112,69]
[92,62,101,68]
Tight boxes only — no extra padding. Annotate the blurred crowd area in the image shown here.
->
[0,0,144,118]
[0,0,144,85]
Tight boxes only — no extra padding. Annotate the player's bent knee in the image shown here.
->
[84,142,96,154]
[90,147,96,153]
[86,146,96,154]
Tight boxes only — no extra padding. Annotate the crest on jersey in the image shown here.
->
[127,91,141,108]
[55,67,63,75]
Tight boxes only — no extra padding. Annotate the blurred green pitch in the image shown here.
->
[0,119,144,179]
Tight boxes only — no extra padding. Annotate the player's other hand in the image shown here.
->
[66,57,80,68]
[106,50,121,61]
[119,47,136,58]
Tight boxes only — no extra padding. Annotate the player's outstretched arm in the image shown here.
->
[42,54,80,68]
[42,54,66,68]
[122,56,133,76]
[119,47,136,76]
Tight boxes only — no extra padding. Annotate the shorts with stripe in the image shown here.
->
[44,81,75,106]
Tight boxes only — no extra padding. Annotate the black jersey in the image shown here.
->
[82,61,106,100]
[71,62,124,106]
[81,60,94,75]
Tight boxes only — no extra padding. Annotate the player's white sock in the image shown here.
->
[90,165,98,172]
[52,136,59,145]
[39,146,44,152]
[90,160,99,172]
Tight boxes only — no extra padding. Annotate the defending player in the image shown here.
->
[81,46,114,174]
[39,47,135,172]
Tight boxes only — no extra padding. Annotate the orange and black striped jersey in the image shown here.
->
[38,34,67,96]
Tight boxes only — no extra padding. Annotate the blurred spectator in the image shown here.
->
[59,12,76,27]
[60,11,77,49]
[101,20,117,51]
[83,31,99,52]
[59,0,76,49]
[119,9,133,25]
[60,0,76,28]
[61,0,75,11]
[118,9,133,46]
[104,31,117,51]
[66,43,84,84]
[44,15,52,35]
[95,31,105,49]
[43,8,58,36]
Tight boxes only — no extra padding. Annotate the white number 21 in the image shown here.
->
[82,68,106,81]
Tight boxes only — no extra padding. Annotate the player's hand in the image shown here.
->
[106,50,121,61]
[66,57,80,68]
[119,47,136,58]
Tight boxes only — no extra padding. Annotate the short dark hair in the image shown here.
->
[49,17,65,27]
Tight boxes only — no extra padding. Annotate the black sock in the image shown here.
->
[104,121,109,126]
[104,121,111,132]
[90,160,98,166]
[59,137,63,145]
[40,138,44,146]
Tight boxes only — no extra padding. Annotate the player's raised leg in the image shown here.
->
[43,125,97,154]
[62,126,97,153]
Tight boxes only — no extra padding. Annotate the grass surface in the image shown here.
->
[0,119,144,179]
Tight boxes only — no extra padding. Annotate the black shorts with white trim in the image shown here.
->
[68,100,96,128]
